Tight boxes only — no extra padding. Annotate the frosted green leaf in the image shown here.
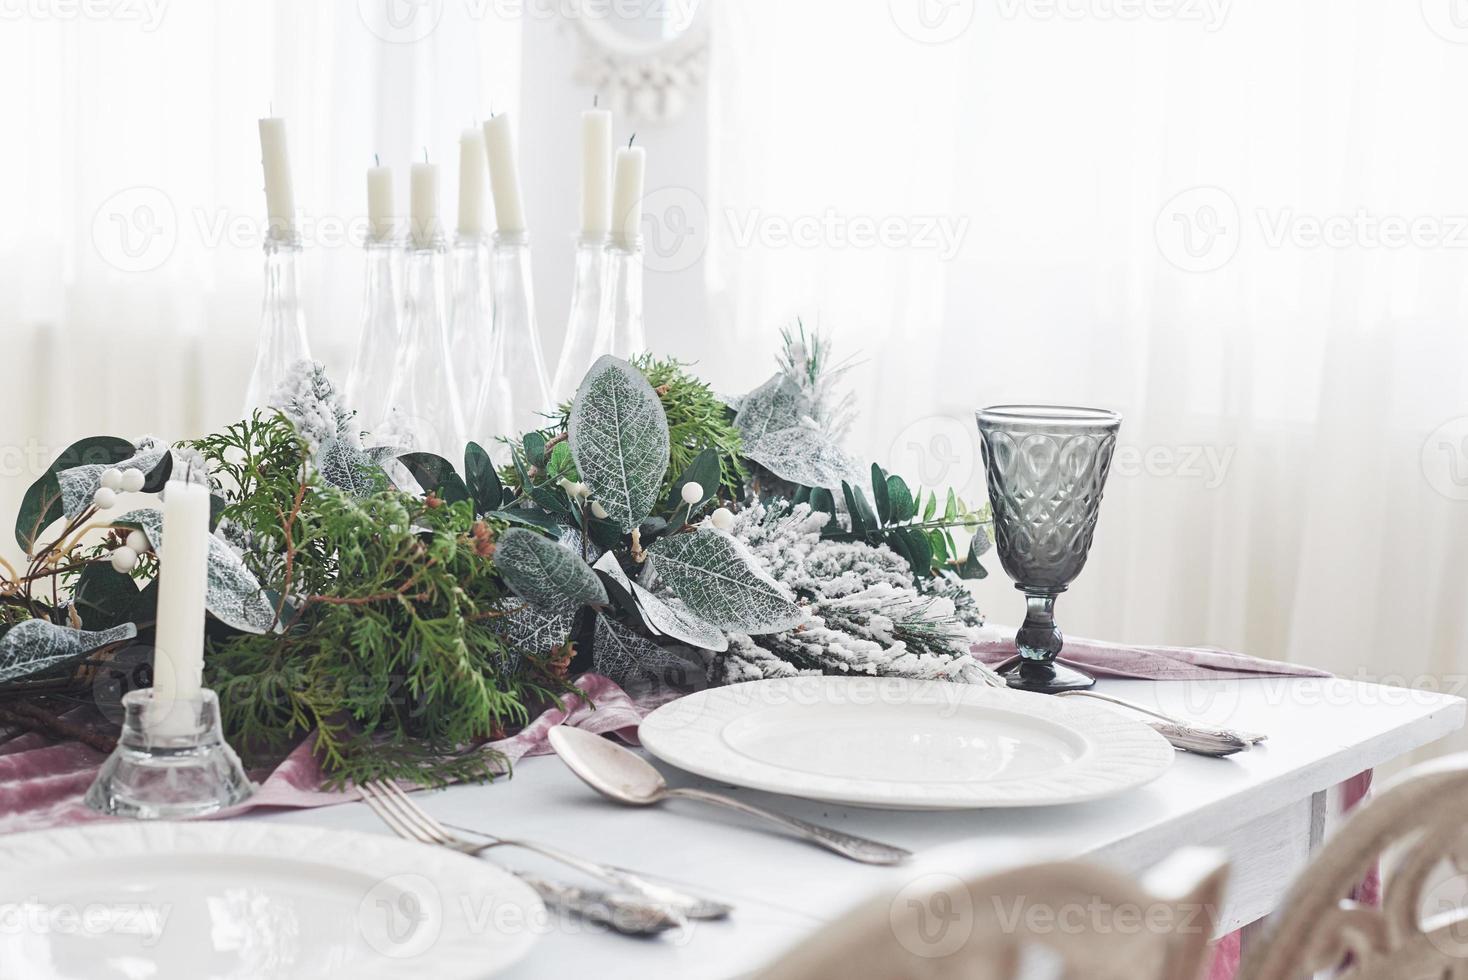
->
[488,602,575,672]
[568,355,670,532]
[58,444,169,518]
[0,619,138,684]
[743,425,861,492]
[593,551,727,652]
[116,508,278,634]
[733,373,810,445]
[591,612,699,694]
[495,527,608,613]
[647,527,803,634]
[316,439,387,498]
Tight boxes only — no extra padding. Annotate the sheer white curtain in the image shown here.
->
[704,0,1468,716]
[0,0,520,561]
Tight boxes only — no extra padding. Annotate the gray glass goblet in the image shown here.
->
[976,405,1121,693]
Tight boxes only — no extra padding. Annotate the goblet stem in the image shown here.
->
[1016,592,1062,661]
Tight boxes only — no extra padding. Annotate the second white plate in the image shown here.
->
[638,676,1174,809]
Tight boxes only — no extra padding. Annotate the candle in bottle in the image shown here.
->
[580,109,612,238]
[410,161,441,249]
[258,117,297,242]
[483,114,526,235]
[149,475,211,735]
[458,129,488,237]
[367,164,395,242]
[611,143,646,248]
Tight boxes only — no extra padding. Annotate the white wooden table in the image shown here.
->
[248,676,1465,978]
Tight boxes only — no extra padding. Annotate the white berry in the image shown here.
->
[709,506,735,531]
[125,530,150,553]
[680,481,704,505]
[93,487,117,510]
[573,482,591,500]
[590,500,609,520]
[110,546,139,573]
[119,469,145,492]
[100,468,124,491]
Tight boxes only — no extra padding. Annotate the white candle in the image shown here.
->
[258,117,297,242]
[458,129,488,237]
[367,165,395,242]
[410,161,440,249]
[483,114,526,235]
[580,109,612,238]
[149,477,211,736]
[611,144,647,247]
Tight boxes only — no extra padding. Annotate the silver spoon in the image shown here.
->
[548,726,911,866]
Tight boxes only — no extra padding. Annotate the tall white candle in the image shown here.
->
[580,109,612,238]
[410,161,440,249]
[483,114,526,235]
[149,476,211,736]
[367,165,395,242]
[258,117,297,241]
[611,144,647,248]
[458,129,488,237]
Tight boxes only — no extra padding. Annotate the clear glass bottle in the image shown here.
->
[550,233,609,404]
[381,236,469,458]
[599,234,646,359]
[345,238,402,436]
[475,230,551,439]
[448,231,495,437]
[243,235,312,415]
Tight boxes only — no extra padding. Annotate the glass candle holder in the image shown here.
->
[84,688,254,819]
[550,233,610,405]
[474,230,551,440]
[448,231,495,433]
[599,234,646,359]
[243,234,312,416]
[345,237,402,434]
[381,237,470,457]
[976,405,1121,694]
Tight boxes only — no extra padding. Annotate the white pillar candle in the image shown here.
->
[611,145,647,247]
[410,161,440,249]
[458,129,488,237]
[367,165,395,242]
[483,114,526,235]
[580,109,612,238]
[149,477,211,736]
[258,117,297,242]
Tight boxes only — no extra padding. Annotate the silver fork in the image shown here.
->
[357,780,687,937]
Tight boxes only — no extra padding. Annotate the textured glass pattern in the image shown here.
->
[977,406,1120,693]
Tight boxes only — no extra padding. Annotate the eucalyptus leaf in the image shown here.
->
[464,441,503,513]
[523,431,548,468]
[494,527,608,613]
[72,563,143,631]
[887,474,916,523]
[58,444,169,519]
[647,527,803,634]
[970,524,992,556]
[593,551,728,651]
[115,508,278,634]
[0,619,138,684]
[317,439,387,498]
[733,373,810,445]
[743,426,860,492]
[397,452,470,505]
[871,463,891,525]
[569,355,670,532]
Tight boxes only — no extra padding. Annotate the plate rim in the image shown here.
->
[638,675,1175,809]
[0,820,544,979]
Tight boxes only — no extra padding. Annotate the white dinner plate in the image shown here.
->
[0,821,543,980]
[638,676,1175,809]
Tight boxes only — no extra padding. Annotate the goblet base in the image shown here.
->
[998,658,1097,694]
